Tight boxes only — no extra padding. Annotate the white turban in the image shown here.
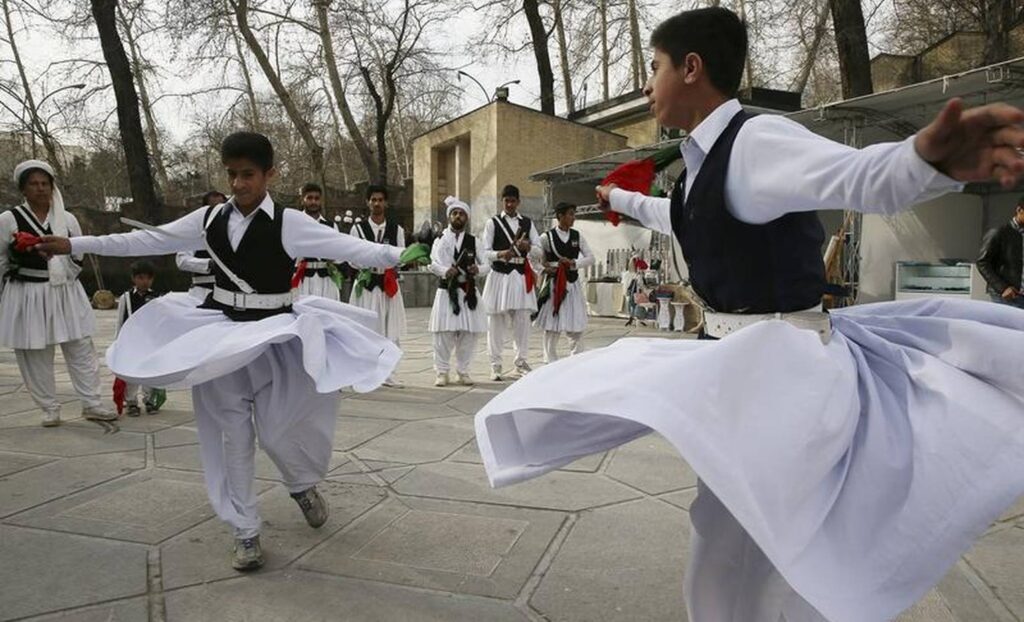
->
[444,195,470,218]
[13,159,73,285]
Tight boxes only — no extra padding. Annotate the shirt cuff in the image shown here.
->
[904,136,966,193]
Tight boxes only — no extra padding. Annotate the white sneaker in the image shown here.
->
[382,375,404,388]
[490,367,503,381]
[457,373,474,386]
[41,411,61,428]
[83,405,117,422]
[434,372,449,387]
[514,360,533,376]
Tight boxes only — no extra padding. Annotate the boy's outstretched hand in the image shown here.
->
[30,235,71,259]
[916,98,1024,188]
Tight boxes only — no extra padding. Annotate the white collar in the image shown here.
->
[368,218,387,229]
[683,98,743,157]
[500,211,520,221]
[226,193,275,219]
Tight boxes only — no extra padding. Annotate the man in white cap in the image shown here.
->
[0,160,115,427]
[428,197,489,386]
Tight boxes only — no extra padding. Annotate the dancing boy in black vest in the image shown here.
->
[0,160,115,427]
[295,182,342,301]
[482,184,542,380]
[428,196,489,386]
[534,202,595,363]
[474,7,1024,622]
[348,184,406,387]
[33,132,422,572]
[176,189,225,300]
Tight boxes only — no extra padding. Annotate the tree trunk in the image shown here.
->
[523,0,556,114]
[229,11,261,130]
[627,0,646,90]
[599,0,609,101]
[829,0,873,98]
[793,0,831,94]
[91,0,162,218]
[738,0,754,89]
[553,0,574,113]
[321,83,351,190]
[118,6,170,194]
[982,0,1015,64]
[3,0,63,177]
[232,0,325,186]
[314,0,379,183]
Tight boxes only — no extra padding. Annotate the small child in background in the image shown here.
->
[115,260,164,416]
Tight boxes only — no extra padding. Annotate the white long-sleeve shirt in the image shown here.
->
[0,206,84,297]
[429,228,491,278]
[175,251,210,275]
[540,227,595,270]
[481,212,542,263]
[610,98,964,234]
[70,193,401,269]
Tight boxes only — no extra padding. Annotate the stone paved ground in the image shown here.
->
[0,309,1022,622]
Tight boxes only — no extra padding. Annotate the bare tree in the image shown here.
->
[91,0,162,217]
[829,0,872,97]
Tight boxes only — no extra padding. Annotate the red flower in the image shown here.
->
[113,378,126,416]
[383,268,399,298]
[13,231,41,253]
[599,144,683,226]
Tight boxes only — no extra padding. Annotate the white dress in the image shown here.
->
[427,228,489,334]
[69,197,404,394]
[476,297,1024,622]
[347,220,406,341]
[533,227,594,333]
[0,207,95,349]
[481,213,542,313]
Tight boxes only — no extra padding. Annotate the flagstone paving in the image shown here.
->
[0,309,1020,621]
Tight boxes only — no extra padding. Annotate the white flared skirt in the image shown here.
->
[428,288,487,333]
[106,293,400,394]
[298,274,341,302]
[482,270,537,313]
[534,280,588,333]
[475,298,1024,622]
[348,286,406,342]
[0,279,95,349]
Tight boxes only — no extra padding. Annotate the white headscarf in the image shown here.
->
[444,195,470,218]
[13,160,72,285]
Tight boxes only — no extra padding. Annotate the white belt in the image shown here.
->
[17,267,49,279]
[704,306,832,344]
[192,274,215,285]
[499,257,526,265]
[212,286,294,310]
[305,261,329,269]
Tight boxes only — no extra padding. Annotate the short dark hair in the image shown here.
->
[650,7,748,98]
[300,182,322,196]
[501,184,520,199]
[17,167,54,190]
[202,190,226,206]
[220,132,274,171]
[130,260,156,277]
[366,184,388,200]
[554,201,576,215]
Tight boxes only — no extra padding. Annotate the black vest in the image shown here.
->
[198,203,294,321]
[670,111,825,313]
[302,215,339,277]
[544,228,581,283]
[120,289,162,324]
[8,207,51,281]
[356,220,399,246]
[438,232,478,289]
[491,214,532,274]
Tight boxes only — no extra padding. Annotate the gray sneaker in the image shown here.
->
[514,360,533,376]
[490,366,503,381]
[232,535,264,571]
[290,486,329,528]
[41,410,61,428]
[83,405,117,422]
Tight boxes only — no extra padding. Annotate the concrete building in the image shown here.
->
[412,93,627,232]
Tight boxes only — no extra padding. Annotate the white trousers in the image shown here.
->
[14,337,103,414]
[191,342,341,539]
[433,331,479,375]
[124,383,153,406]
[686,481,825,622]
[487,309,531,369]
[542,330,583,364]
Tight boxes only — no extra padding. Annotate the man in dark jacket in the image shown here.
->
[977,201,1024,308]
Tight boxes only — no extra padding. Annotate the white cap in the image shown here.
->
[444,195,470,218]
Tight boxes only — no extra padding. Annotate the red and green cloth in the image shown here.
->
[353,243,431,298]
[12,231,41,253]
[600,143,683,226]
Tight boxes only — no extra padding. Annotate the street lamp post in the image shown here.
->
[455,72,521,103]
